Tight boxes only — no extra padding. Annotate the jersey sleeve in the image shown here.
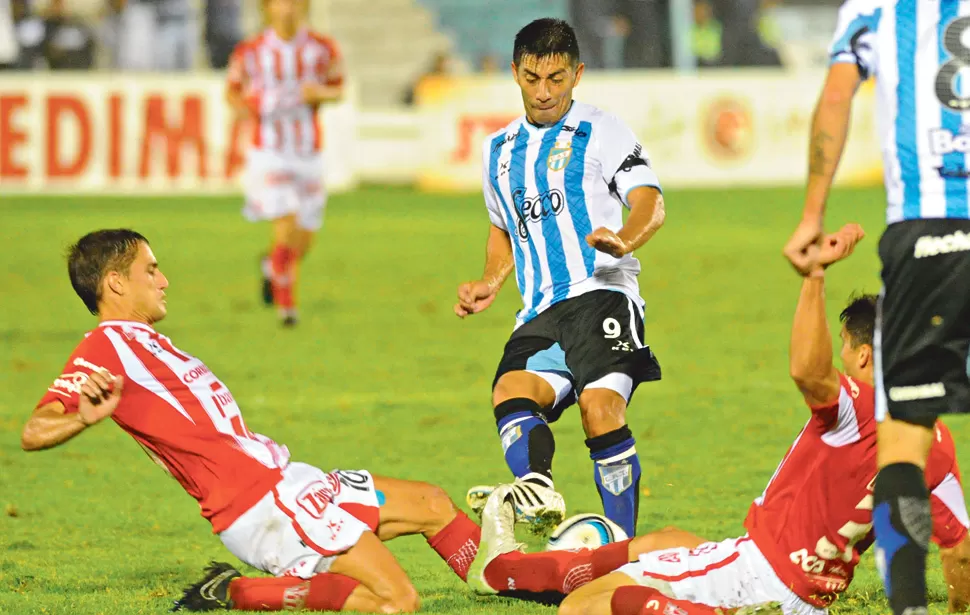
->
[226,42,249,93]
[315,35,345,87]
[35,331,123,415]
[927,422,970,549]
[828,0,882,80]
[595,113,662,207]
[806,373,876,445]
[481,139,508,231]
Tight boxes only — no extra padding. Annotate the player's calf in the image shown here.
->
[580,389,641,538]
[372,476,482,583]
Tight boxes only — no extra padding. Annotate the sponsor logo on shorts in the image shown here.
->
[598,461,633,496]
[913,231,970,259]
[326,519,344,541]
[888,383,946,402]
[296,475,342,519]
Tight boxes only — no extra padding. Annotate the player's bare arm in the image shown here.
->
[789,224,865,406]
[586,186,665,258]
[21,370,123,451]
[784,63,863,275]
[455,224,514,318]
[301,82,344,106]
[940,534,970,612]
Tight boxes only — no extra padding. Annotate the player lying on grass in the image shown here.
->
[465,224,970,615]
[20,229,484,613]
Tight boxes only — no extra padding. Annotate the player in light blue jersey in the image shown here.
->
[783,2,970,614]
[454,18,666,539]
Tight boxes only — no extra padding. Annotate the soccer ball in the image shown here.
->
[545,513,628,551]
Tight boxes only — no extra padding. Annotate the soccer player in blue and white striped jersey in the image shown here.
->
[455,18,666,539]
[783,2,970,613]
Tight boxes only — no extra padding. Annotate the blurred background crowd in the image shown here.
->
[0,0,845,108]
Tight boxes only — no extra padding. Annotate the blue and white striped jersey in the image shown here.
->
[481,101,662,328]
[831,0,970,224]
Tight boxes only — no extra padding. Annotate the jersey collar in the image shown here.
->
[264,26,309,48]
[98,320,156,334]
[522,100,575,133]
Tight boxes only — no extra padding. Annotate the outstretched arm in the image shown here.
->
[784,64,864,274]
[789,224,865,407]
[802,63,864,225]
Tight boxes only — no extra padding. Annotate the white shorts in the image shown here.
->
[243,150,327,231]
[220,463,380,579]
[616,536,826,615]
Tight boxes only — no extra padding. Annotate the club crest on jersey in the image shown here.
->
[598,461,633,496]
[547,143,572,172]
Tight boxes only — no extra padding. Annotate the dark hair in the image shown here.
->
[68,229,148,315]
[839,293,878,347]
[513,18,580,66]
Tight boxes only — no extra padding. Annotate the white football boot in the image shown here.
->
[467,473,566,536]
[466,484,523,595]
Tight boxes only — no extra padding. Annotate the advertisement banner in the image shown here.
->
[0,74,357,194]
[415,71,882,192]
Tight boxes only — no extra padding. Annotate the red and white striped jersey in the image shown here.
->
[36,321,289,533]
[227,27,344,157]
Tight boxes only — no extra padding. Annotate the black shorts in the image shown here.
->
[493,290,661,421]
[878,219,970,427]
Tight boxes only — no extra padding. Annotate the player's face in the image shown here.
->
[265,0,300,31]
[838,325,872,383]
[126,242,169,324]
[513,54,584,126]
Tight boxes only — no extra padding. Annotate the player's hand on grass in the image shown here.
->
[455,280,498,318]
[78,370,124,427]
[818,223,865,269]
[783,218,824,276]
[586,227,630,258]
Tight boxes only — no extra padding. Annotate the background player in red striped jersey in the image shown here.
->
[226,0,344,327]
[20,229,484,612]
[462,224,970,615]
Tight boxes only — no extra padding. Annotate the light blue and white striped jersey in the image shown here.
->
[481,101,662,328]
[831,0,970,224]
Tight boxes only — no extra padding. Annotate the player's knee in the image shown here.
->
[420,482,458,523]
[383,583,420,613]
[630,529,677,554]
[492,372,555,408]
[579,392,627,436]
[557,591,591,615]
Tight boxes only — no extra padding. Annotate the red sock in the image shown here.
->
[269,244,296,310]
[611,586,722,615]
[427,511,481,581]
[483,539,630,594]
[229,573,359,611]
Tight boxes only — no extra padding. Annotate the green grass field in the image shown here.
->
[1,186,967,614]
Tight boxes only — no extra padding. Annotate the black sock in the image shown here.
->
[873,462,930,615]
[494,398,555,481]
